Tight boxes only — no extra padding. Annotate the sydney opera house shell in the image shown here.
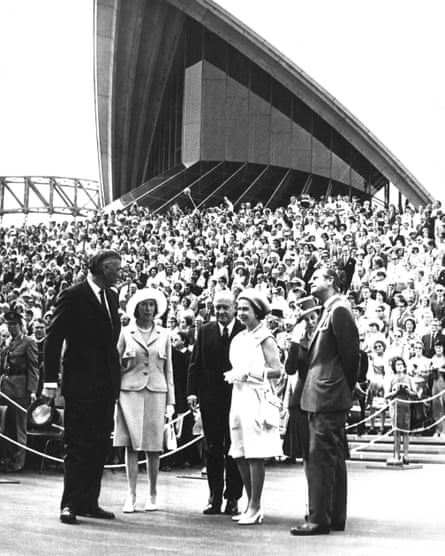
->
[94,0,433,212]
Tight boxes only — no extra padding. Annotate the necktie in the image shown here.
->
[222,326,229,344]
[100,289,111,322]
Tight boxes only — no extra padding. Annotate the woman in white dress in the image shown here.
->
[114,288,175,513]
[224,289,282,525]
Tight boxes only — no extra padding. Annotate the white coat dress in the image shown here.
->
[228,322,282,459]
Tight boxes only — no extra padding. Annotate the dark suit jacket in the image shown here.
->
[43,280,121,399]
[285,338,310,409]
[187,319,244,406]
[172,348,191,414]
[301,295,359,413]
[421,332,445,358]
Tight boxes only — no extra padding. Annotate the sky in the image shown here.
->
[0,0,444,203]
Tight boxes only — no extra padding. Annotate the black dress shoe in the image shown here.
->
[331,522,346,531]
[60,506,78,525]
[290,522,330,536]
[77,507,115,519]
[203,503,221,515]
[224,500,239,515]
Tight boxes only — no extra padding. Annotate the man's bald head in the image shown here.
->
[213,291,236,326]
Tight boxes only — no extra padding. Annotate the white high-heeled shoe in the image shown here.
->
[238,509,263,525]
[122,497,136,513]
[144,496,158,511]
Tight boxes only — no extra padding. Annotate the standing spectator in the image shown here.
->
[43,250,122,525]
[0,310,38,472]
[291,267,359,536]
[170,330,197,468]
[430,339,445,437]
[114,288,174,513]
[30,318,46,396]
[430,283,445,324]
[385,357,416,464]
[187,291,244,516]
[421,318,445,358]
[284,297,320,497]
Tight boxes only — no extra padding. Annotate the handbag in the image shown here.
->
[279,409,290,438]
[262,383,282,428]
[163,418,177,452]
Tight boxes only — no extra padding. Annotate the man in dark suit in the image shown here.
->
[187,291,244,515]
[43,250,122,525]
[421,318,445,358]
[291,267,359,536]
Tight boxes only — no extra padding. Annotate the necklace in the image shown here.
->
[136,323,153,332]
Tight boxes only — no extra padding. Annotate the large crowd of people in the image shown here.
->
[1,193,445,528]
[1,195,445,413]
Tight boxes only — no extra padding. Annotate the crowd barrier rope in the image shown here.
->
[1,388,445,466]
[0,391,202,468]
[345,387,445,434]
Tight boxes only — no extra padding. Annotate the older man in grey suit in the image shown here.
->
[291,267,359,536]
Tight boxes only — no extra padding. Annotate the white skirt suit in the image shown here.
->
[228,323,282,459]
[114,323,175,451]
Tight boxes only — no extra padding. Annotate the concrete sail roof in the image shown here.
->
[169,0,432,206]
[95,0,433,207]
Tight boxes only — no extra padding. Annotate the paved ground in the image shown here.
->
[1,461,444,556]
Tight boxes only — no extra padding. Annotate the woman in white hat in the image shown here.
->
[114,288,175,513]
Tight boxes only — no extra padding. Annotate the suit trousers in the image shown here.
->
[62,392,114,512]
[201,401,243,506]
[306,411,348,527]
[3,395,28,469]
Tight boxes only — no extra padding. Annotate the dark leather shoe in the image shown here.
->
[78,506,115,519]
[290,522,330,536]
[60,506,78,525]
[224,499,240,515]
[203,503,221,515]
[331,522,346,531]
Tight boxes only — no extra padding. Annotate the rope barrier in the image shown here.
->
[0,431,64,463]
[345,400,390,431]
[0,429,204,468]
[0,390,192,430]
[345,386,445,433]
[1,388,444,465]
[0,390,200,467]
[350,428,394,455]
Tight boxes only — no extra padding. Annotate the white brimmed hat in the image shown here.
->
[126,288,168,319]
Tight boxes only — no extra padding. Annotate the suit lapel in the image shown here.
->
[129,324,161,352]
[83,280,110,321]
[308,308,329,351]
[308,295,341,351]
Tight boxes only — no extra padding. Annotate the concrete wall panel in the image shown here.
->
[332,152,351,184]
[201,76,227,159]
[249,114,271,163]
[312,137,332,178]
[226,94,249,161]
[290,121,311,172]
[182,61,202,165]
